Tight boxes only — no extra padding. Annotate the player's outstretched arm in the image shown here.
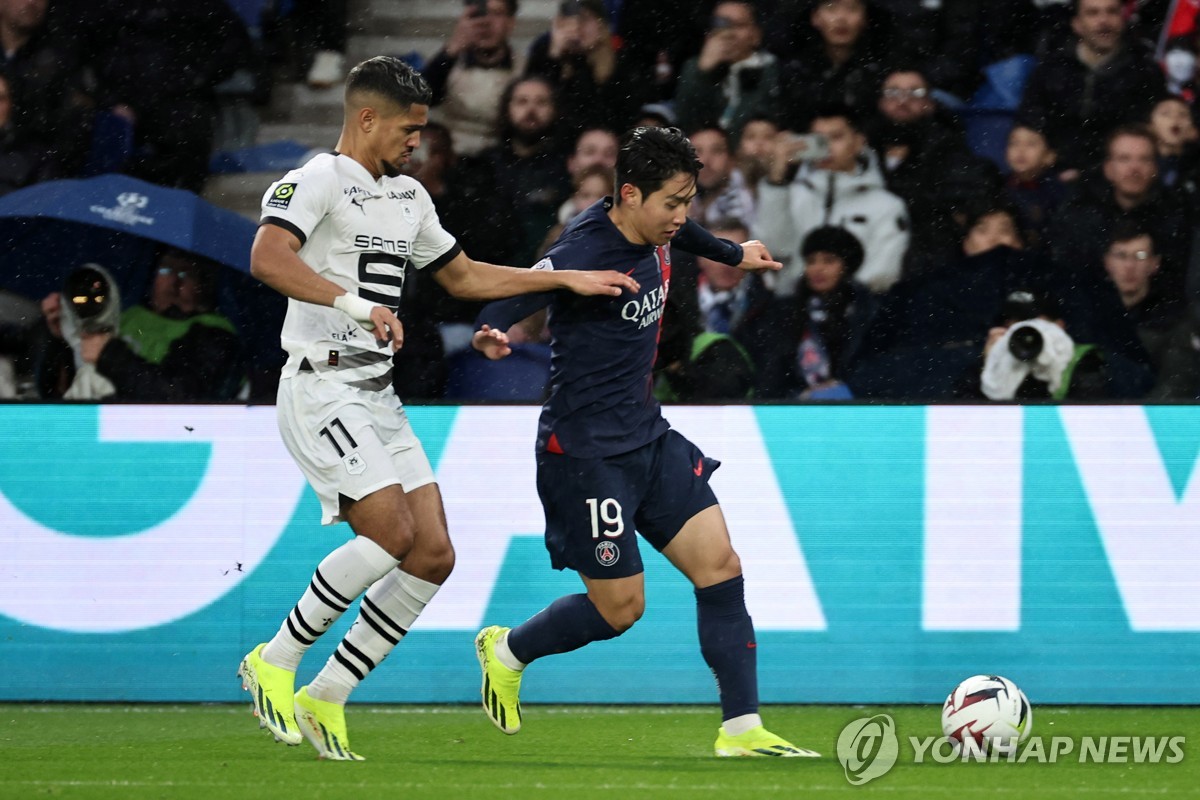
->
[672,218,782,273]
[735,240,783,273]
[433,251,639,300]
[250,224,404,350]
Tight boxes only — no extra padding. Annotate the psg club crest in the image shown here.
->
[595,541,620,567]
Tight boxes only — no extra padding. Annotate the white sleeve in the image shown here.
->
[409,182,460,270]
[855,197,910,294]
[260,167,338,245]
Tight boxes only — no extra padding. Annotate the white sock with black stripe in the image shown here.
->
[261,536,399,672]
[307,569,441,705]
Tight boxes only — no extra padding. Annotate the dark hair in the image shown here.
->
[801,226,865,273]
[1107,218,1156,251]
[469,0,519,15]
[499,74,557,118]
[687,125,732,148]
[962,198,1020,235]
[741,112,778,129]
[1104,123,1156,159]
[810,102,862,133]
[707,217,751,238]
[615,126,701,204]
[346,56,432,108]
[713,0,762,27]
[880,62,931,84]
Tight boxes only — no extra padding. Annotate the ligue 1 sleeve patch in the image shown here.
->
[531,257,554,271]
[267,183,297,210]
[342,452,367,475]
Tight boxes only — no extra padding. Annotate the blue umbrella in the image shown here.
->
[0,174,283,375]
[0,173,256,274]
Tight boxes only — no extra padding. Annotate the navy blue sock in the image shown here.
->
[506,593,621,665]
[696,575,759,721]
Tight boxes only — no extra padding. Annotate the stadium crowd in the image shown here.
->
[3,0,1200,403]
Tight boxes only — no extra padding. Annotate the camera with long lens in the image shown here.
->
[64,265,115,334]
[1007,324,1044,362]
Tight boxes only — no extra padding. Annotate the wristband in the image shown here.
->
[333,293,378,328]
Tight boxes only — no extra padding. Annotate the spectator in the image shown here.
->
[74,0,254,191]
[0,0,87,174]
[541,126,618,244]
[1048,125,1191,299]
[38,253,244,401]
[693,218,773,345]
[1101,223,1185,374]
[776,0,886,133]
[755,104,910,295]
[565,125,617,181]
[1146,94,1198,190]
[1016,0,1166,172]
[1004,123,1067,250]
[478,75,572,266]
[557,162,612,227]
[673,1,779,143]
[753,225,878,400]
[734,113,779,192]
[689,126,755,226]
[0,67,56,194]
[425,0,524,156]
[526,0,643,134]
[867,65,1000,274]
[961,203,1025,257]
[653,293,755,402]
[537,162,615,258]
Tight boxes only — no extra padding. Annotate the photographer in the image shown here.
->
[673,1,780,144]
[424,0,524,156]
[977,290,1110,401]
[37,253,244,402]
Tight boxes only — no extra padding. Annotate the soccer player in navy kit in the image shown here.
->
[472,126,820,757]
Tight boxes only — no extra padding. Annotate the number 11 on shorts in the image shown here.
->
[585,497,624,538]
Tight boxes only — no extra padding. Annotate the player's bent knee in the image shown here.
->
[595,592,644,633]
[406,538,455,584]
[372,526,415,560]
[718,548,742,577]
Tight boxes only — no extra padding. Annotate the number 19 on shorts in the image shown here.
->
[585,498,624,538]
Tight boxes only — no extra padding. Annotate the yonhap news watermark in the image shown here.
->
[836,715,1187,786]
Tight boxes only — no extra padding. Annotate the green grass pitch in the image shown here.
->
[3,704,1196,799]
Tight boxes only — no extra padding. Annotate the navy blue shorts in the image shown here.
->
[535,429,721,579]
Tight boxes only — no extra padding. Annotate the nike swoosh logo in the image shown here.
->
[693,458,703,476]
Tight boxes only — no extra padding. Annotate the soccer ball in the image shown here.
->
[941,674,1032,749]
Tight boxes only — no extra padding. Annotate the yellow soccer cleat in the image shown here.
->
[714,725,822,758]
[237,643,302,745]
[294,686,365,761]
[475,625,523,734]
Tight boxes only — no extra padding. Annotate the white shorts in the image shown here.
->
[276,372,435,525]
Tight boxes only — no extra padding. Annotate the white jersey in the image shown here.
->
[260,152,460,392]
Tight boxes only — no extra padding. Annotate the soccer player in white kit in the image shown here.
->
[238,56,639,760]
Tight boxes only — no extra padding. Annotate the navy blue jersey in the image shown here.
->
[477,199,743,458]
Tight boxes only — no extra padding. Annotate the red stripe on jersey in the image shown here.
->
[546,432,564,454]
